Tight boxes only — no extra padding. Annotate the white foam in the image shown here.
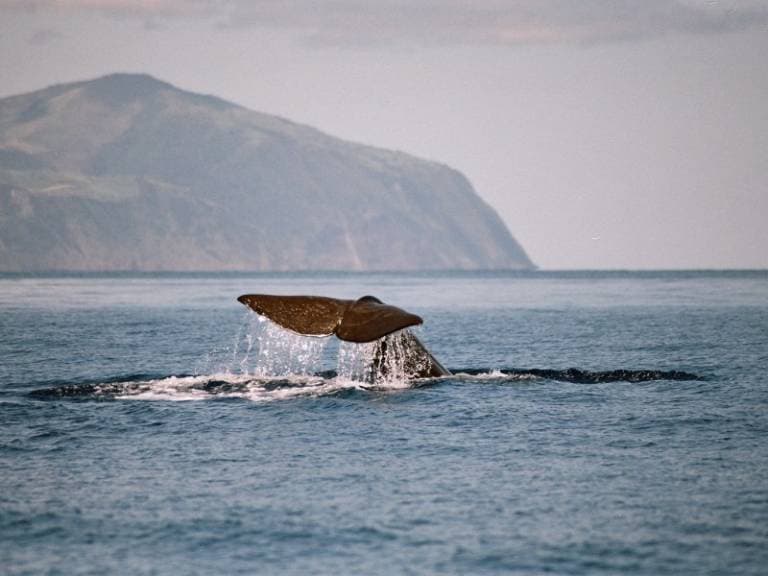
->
[116,316,425,402]
[450,369,531,381]
[336,330,431,388]
[114,373,375,402]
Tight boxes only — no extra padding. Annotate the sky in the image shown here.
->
[1,0,767,269]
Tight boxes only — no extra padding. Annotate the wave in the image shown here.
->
[28,373,365,402]
[27,367,701,402]
[454,368,702,384]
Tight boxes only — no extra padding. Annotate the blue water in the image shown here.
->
[1,271,767,575]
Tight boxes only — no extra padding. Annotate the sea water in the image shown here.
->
[1,271,766,575]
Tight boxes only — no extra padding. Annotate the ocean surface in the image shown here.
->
[1,271,767,575]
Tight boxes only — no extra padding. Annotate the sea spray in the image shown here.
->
[337,339,377,384]
[194,313,436,389]
[337,330,426,387]
[239,315,329,377]
[193,312,330,378]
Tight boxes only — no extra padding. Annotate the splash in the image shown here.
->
[337,330,431,388]
[28,373,359,402]
[197,312,332,378]
[337,338,377,384]
[242,315,330,377]
[28,365,702,403]
[222,313,421,388]
[37,315,423,402]
[192,314,420,395]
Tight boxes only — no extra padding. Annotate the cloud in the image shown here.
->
[1,0,222,20]
[224,0,768,47]
[3,0,767,46]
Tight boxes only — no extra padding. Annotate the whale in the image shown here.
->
[237,294,450,379]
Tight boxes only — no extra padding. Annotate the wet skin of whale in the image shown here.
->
[237,294,450,379]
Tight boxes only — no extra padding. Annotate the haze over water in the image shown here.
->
[2,271,767,575]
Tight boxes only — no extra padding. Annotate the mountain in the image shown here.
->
[0,74,534,272]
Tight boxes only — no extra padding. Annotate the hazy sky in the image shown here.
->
[2,1,767,269]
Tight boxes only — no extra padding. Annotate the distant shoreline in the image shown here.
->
[1,269,766,279]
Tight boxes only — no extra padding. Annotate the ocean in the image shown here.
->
[1,271,766,575]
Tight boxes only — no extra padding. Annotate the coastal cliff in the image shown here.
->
[0,74,534,271]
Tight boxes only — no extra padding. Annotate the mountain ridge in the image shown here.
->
[0,73,534,272]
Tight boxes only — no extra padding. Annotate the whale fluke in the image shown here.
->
[236,294,423,343]
[237,294,348,338]
[236,293,449,378]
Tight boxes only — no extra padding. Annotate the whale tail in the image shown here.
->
[237,294,450,378]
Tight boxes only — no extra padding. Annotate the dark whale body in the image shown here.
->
[237,294,450,379]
